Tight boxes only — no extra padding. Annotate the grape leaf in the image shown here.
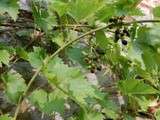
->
[31,0,49,31]
[69,78,95,104]
[28,47,46,69]
[153,6,160,17]
[86,112,104,120]
[94,90,119,119]
[0,114,12,120]
[29,89,65,114]
[0,0,19,20]
[0,50,10,67]
[96,5,116,21]
[142,48,158,71]
[137,26,160,47]
[115,0,142,15]
[2,70,27,104]
[43,57,95,104]
[96,30,109,49]
[49,0,69,16]
[118,79,158,95]
[16,47,28,60]
[69,0,105,21]
[155,109,160,120]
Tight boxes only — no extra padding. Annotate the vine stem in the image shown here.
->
[1,20,160,29]
[128,20,160,24]
[13,19,160,119]
[13,24,110,120]
[13,67,42,120]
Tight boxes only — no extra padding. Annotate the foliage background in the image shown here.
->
[0,0,160,120]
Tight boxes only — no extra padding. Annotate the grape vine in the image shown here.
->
[0,0,160,120]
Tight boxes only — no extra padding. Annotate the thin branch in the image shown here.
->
[49,25,109,60]
[12,19,160,119]
[13,67,42,120]
[13,24,110,120]
[128,19,160,24]
[0,23,34,29]
[1,20,160,31]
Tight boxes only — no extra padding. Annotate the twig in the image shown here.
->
[12,19,160,119]
[13,24,110,120]
[13,67,42,120]
[128,20,160,24]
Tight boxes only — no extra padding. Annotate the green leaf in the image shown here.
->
[16,47,28,60]
[44,94,65,114]
[96,30,109,49]
[66,45,85,65]
[29,89,65,114]
[31,0,49,31]
[94,90,119,119]
[127,42,144,68]
[155,109,160,120]
[96,5,116,21]
[137,26,160,47]
[52,33,65,47]
[0,50,10,67]
[49,0,69,16]
[86,112,104,120]
[0,0,19,20]
[69,0,105,21]
[118,79,158,95]
[29,89,48,110]
[28,47,46,69]
[153,6,160,17]
[2,70,27,104]
[135,96,153,111]
[142,48,158,71]
[69,78,95,104]
[0,114,12,120]
[43,57,95,104]
[115,0,142,15]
